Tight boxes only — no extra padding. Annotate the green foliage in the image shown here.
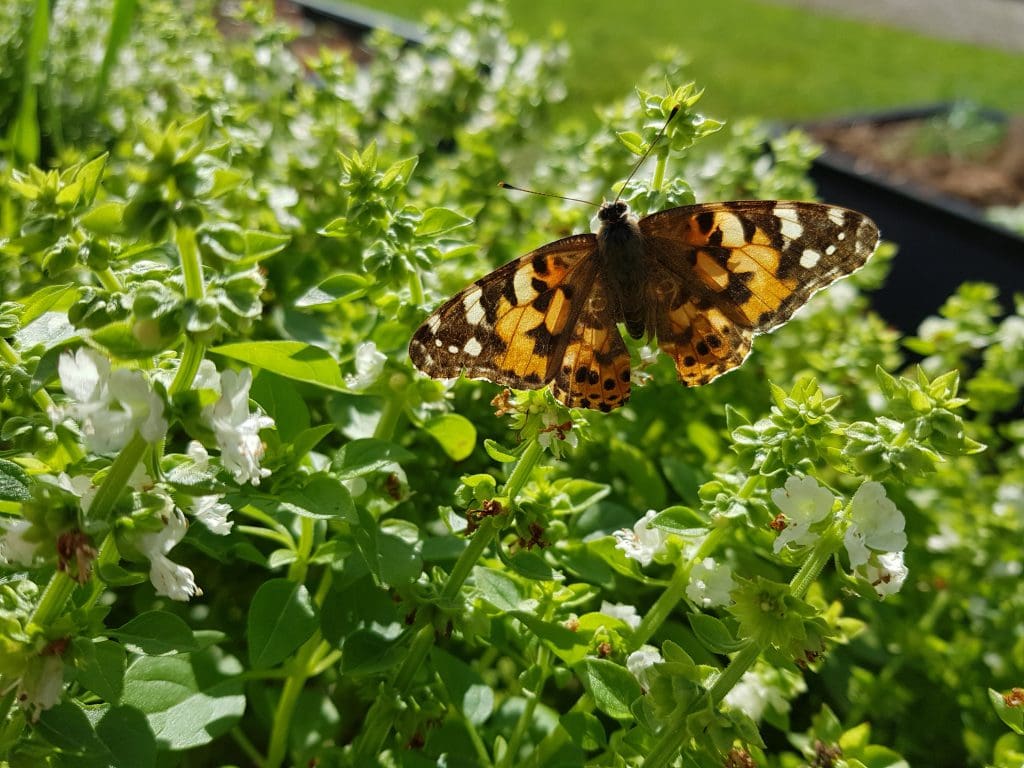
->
[0,3,1021,768]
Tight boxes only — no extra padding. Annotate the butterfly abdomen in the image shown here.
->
[598,209,647,339]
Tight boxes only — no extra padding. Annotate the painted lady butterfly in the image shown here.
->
[409,198,879,412]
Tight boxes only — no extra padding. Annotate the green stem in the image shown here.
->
[441,516,500,604]
[789,527,841,600]
[503,439,543,502]
[373,388,405,441]
[642,641,761,768]
[632,560,691,650]
[501,644,551,768]
[87,433,147,522]
[95,267,122,293]
[175,224,205,299]
[408,268,425,307]
[265,567,333,768]
[651,148,667,194]
[353,622,435,763]
[27,570,76,629]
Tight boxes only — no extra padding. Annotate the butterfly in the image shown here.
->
[409,198,879,411]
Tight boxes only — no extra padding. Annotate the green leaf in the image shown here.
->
[377,521,423,587]
[498,545,554,581]
[279,475,355,522]
[511,611,581,652]
[211,340,345,391]
[294,273,370,307]
[17,283,79,326]
[483,438,517,462]
[432,647,494,726]
[340,629,404,676]
[250,371,311,443]
[80,201,126,234]
[247,579,319,669]
[74,639,126,703]
[120,650,245,750]
[651,506,707,537]
[990,688,1024,735]
[335,438,414,480]
[0,458,31,501]
[415,207,472,237]
[471,567,522,612]
[609,439,666,509]
[560,711,607,751]
[687,614,744,653]
[578,658,643,719]
[380,155,418,188]
[110,611,199,655]
[660,456,701,505]
[423,413,477,461]
[93,705,157,768]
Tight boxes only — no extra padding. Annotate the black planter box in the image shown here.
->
[803,105,1024,333]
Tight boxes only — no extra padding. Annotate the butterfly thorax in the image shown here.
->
[597,201,647,339]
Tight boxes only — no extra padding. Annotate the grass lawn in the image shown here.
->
[354,0,1024,124]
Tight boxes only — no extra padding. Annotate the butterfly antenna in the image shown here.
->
[613,104,680,204]
[497,182,600,209]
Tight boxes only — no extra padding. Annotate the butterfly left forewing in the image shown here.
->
[639,200,878,385]
[409,234,597,389]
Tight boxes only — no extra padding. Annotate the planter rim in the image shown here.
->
[798,103,1023,246]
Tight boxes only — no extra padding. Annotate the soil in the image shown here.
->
[809,111,1024,209]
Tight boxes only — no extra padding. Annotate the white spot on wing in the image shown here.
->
[448,345,459,354]
[828,208,845,226]
[434,338,443,347]
[513,269,536,305]
[463,287,485,325]
[825,244,836,256]
[464,337,482,356]
[800,249,822,268]
[779,216,803,240]
[427,314,441,333]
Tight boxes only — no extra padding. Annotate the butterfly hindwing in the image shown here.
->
[639,201,878,386]
[408,234,598,389]
[551,276,631,411]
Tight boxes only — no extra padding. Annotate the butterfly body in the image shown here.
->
[410,199,879,412]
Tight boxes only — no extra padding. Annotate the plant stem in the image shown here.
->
[503,439,543,501]
[88,433,148,522]
[642,641,761,768]
[353,622,435,763]
[265,567,333,768]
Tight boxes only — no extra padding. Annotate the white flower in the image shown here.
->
[599,601,641,629]
[770,475,834,554]
[345,341,386,391]
[686,557,735,608]
[136,502,199,602]
[17,653,64,720]
[58,348,167,453]
[0,518,42,566]
[844,481,907,568]
[626,645,662,689]
[613,510,668,567]
[191,495,233,535]
[857,551,908,598]
[723,667,789,722]
[203,368,275,486]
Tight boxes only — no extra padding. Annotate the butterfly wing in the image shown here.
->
[639,201,879,386]
[409,234,599,390]
[550,275,632,411]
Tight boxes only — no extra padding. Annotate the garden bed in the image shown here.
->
[804,104,1024,332]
